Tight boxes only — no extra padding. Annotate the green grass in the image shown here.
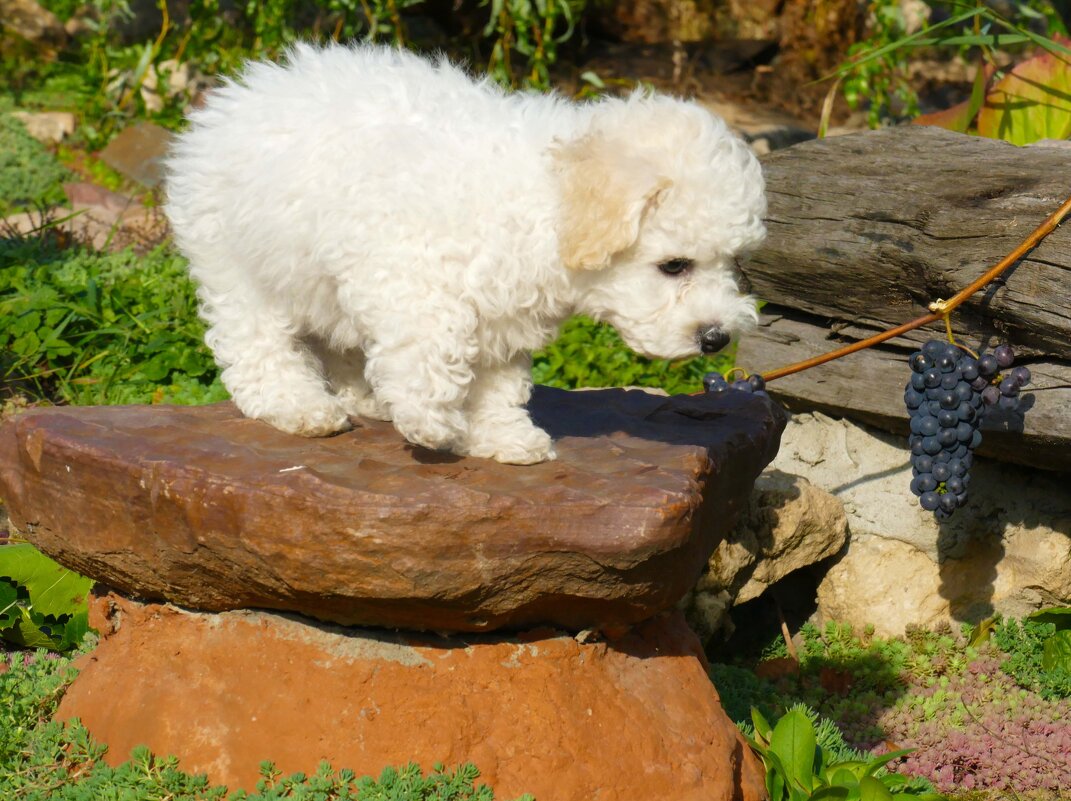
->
[0,229,227,407]
[0,114,72,217]
[533,315,734,395]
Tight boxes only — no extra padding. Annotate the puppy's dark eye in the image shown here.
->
[658,258,693,276]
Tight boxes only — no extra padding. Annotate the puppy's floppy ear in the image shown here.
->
[552,134,669,271]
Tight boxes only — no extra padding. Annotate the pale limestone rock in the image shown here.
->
[816,528,1071,638]
[1,196,166,253]
[0,0,66,48]
[775,412,1071,635]
[685,469,848,640]
[732,470,848,604]
[816,535,957,637]
[10,111,75,143]
[686,589,733,642]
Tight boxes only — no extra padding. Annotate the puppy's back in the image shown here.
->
[165,45,565,319]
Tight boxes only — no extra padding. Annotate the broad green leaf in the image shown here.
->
[977,37,1071,145]
[812,787,851,800]
[913,98,975,132]
[751,707,773,741]
[0,542,94,619]
[767,765,786,801]
[830,767,861,788]
[968,616,998,647]
[817,742,830,777]
[55,607,90,651]
[3,606,60,649]
[1027,606,1071,630]
[0,578,19,629]
[10,310,41,336]
[13,330,41,356]
[829,761,869,781]
[1041,629,1071,673]
[139,353,174,381]
[865,749,915,776]
[859,776,895,801]
[756,745,791,800]
[770,709,817,791]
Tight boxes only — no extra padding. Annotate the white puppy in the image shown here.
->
[165,44,766,464]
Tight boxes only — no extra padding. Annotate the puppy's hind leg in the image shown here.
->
[360,304,478,454]
[459,357,556,464]
[313,343,392,422]
[200,289,349,437]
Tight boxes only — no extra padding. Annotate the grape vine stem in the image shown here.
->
[759,193,1071,383]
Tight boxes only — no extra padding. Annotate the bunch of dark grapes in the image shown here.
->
[703,371,768,397]
[905,340,1030,519]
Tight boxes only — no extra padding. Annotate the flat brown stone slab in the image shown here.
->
[0,386,785,632]
[59,594,766,801]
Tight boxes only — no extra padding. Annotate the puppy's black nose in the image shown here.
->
[699,327,731,354]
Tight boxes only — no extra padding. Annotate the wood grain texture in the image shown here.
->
[746,126,1071,356]
[739,127,1071,471]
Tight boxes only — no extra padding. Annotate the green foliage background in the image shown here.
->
[0,212,227,407]
[0,115,72,216]
[0,544,94,650]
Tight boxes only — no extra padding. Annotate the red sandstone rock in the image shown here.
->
[0,387,784,632]
[58,593,767,801]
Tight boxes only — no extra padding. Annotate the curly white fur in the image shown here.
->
[164,43,766,464]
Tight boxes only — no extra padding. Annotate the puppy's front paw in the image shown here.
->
[254,398,352,437]
[391,405,467,454]
[462,424,557,465]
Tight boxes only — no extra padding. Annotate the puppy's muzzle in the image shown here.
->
[698,327,731,354]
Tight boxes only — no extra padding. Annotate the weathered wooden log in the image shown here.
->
[738,126,1071,471]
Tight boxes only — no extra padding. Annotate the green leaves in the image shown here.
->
[1027,606,1071,628]
[1041,630,1071,674]
[914,32,1071,144]
[532,315,734,395]
[0,115,73,216]
[835,3,1071,132]
[746,705,944,801]
[992,610,1071,700]
[0,232,228,407]
[1028,608,1071,675]
[0,579,19,630]
[479,0,582,89]
[0,543,94,651]
[770,708,818,792]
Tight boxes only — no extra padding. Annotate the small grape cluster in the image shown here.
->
[905,340,1030,519]
[703,371,768,397]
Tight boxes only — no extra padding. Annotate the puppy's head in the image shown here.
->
[553,93,765,361]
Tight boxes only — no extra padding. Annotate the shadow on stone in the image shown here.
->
[531,384,786,449]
